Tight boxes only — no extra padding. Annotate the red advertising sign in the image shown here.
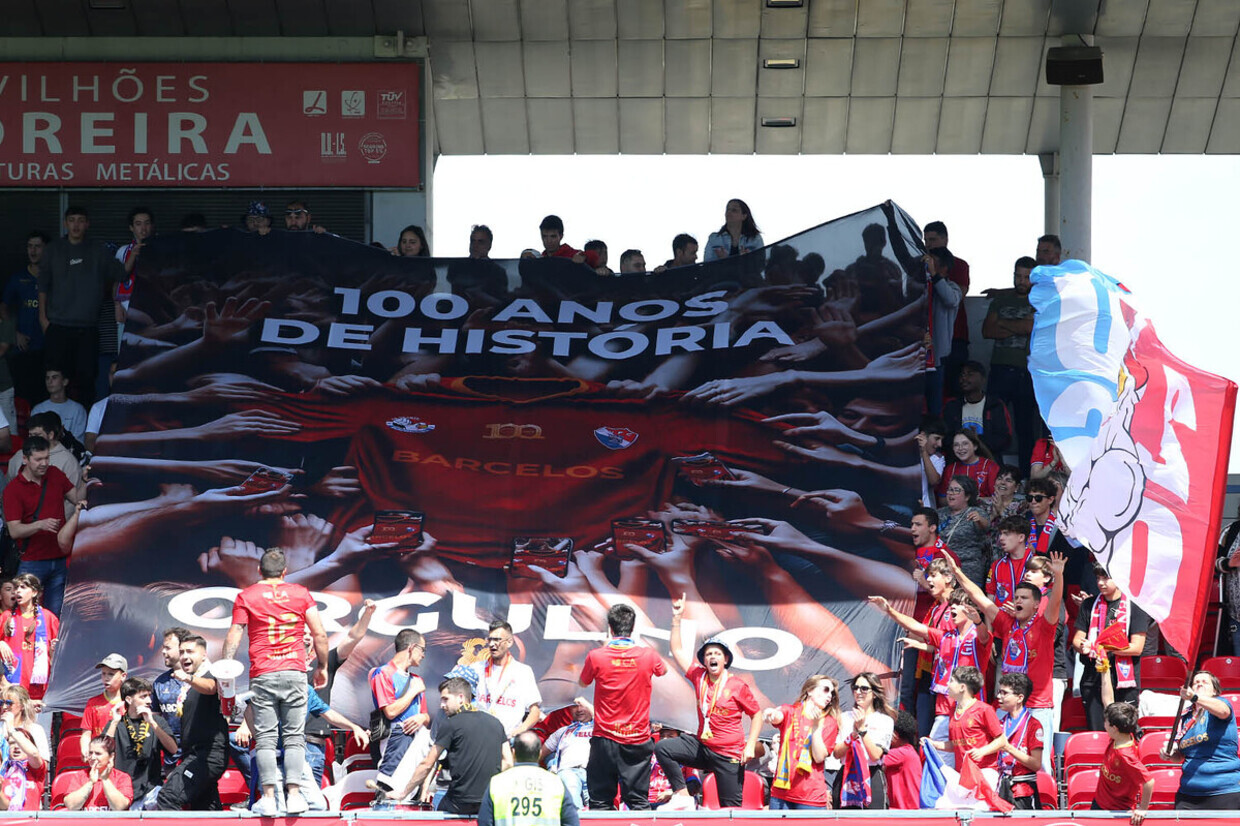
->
[0,62,420,187]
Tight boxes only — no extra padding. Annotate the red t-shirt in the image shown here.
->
[2,467,74,561]
[685,664,759,760]
[0,608,59,700]
[926,625,990,716]
[1095,741,1151,810]
[916,598,955,679]
[231,580,315,677]
[998,710,1044,799]
[60,768,132,810]
[937,458,1000,498]
[580,641,667,744]
[1029,438,1067,475]
[986,551,1032,607]
[250,384,792,567]
[948,700,1003,770]
[992,611,1057,709]
[544,243,601,270]
[883,743,922,809]
[82,692,121,738]
[771,704,835,807]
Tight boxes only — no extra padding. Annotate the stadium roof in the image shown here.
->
[6,0,1240,156]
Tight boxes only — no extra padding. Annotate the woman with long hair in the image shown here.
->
[0,686,49,764]
[394,225,430,257]
[938,429,1000,500]
[833,673,896,808]
[0,575,58,701]
[63,735,133,811]
[704,199,764,262]
[762,674,839,810]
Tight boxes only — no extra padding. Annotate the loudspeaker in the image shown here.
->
[1045,46,1104,85]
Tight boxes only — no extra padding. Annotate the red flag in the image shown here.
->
[958,756,1014,813]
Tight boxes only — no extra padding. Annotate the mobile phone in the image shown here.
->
[670,452,735,486]
[611,518,667,558]
[368,510,425,548]
[238,467,294,494]
[510,537,573,578]
[670,519,769,542]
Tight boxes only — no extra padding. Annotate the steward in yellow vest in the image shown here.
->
[479,732,580,826]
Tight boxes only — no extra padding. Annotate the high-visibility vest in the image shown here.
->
[487,764,564,826]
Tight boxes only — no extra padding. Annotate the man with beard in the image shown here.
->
[656,595,760,810]
[982,256,1038,467]
[154,636,229,810]
[151,628,191,775]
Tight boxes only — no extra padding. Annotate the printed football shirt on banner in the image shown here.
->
[250,380,793,566]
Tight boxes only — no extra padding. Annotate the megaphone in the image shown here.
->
[209,659,245,717]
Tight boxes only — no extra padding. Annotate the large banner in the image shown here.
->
[0,62,421,187]
[48,203,927,732]
[1029,260,1237,659]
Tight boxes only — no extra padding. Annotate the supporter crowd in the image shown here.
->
[0,200,1236,819]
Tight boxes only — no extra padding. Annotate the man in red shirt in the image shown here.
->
[947,550,1066,773]
[223,548,328,817]
[2,435,90,618]
[580,603,668,810]
[658,596,761,810]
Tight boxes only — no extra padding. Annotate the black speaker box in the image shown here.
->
[1045,46,1104,86]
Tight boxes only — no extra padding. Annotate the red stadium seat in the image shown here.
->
[55,737,86,773]
[701,771,765,810]
[59,713,83,733]
[1060,695,1088,733]
[50,771,82,809]
[341,792,373,811]
[1141,656,1188,693]
[1139,731,1175,768]
[1036,770,1059,809]
[218,769,249,805]
[343,735,375,772]
[1149,768,1181,809]
[1063,732,1109,782]
[1066,768,1100,809]
[1201,657,1240,693]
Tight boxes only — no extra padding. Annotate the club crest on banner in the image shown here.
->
[594,426,638,450]
[386,416,435,433]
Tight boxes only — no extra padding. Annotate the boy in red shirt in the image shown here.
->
[868,587,990,767]
[1094,681,1153,823]
[883,711,922,809]
[580,603,668,810]
[931,666,1005,770]
[985,515,1033,607]
[995,673,1044,809]
[80,653,127,762]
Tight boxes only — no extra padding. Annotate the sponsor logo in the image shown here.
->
[594,426,638,450]
[386,416,435,433]
[358,132,388,164]
[392,450,623,479]
[302,90,327,116]
[483,423,544,440]
[319,132,346,162]
[378,90,407,119]
[342,90,365,118]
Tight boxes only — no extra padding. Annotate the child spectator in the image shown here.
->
[883,711,921,810]
[994,673,1043,809]
[80,654,127,760]
[932,666,1005,770]
[0,727,44,811]
[0,574,58,702]
[1093,691,1152,824]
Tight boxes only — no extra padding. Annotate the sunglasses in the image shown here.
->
[0,700,14,707]
[853,685,873,693]
[285,209,308,216]
[1029,494,1049,503]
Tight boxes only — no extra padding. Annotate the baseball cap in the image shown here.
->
[246,201,270,217]
[96,653,128,671]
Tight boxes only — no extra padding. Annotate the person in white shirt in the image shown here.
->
[469,620,542,737]
[918,419,947,508]
[31,369,87,441]
[540,698,594,809]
